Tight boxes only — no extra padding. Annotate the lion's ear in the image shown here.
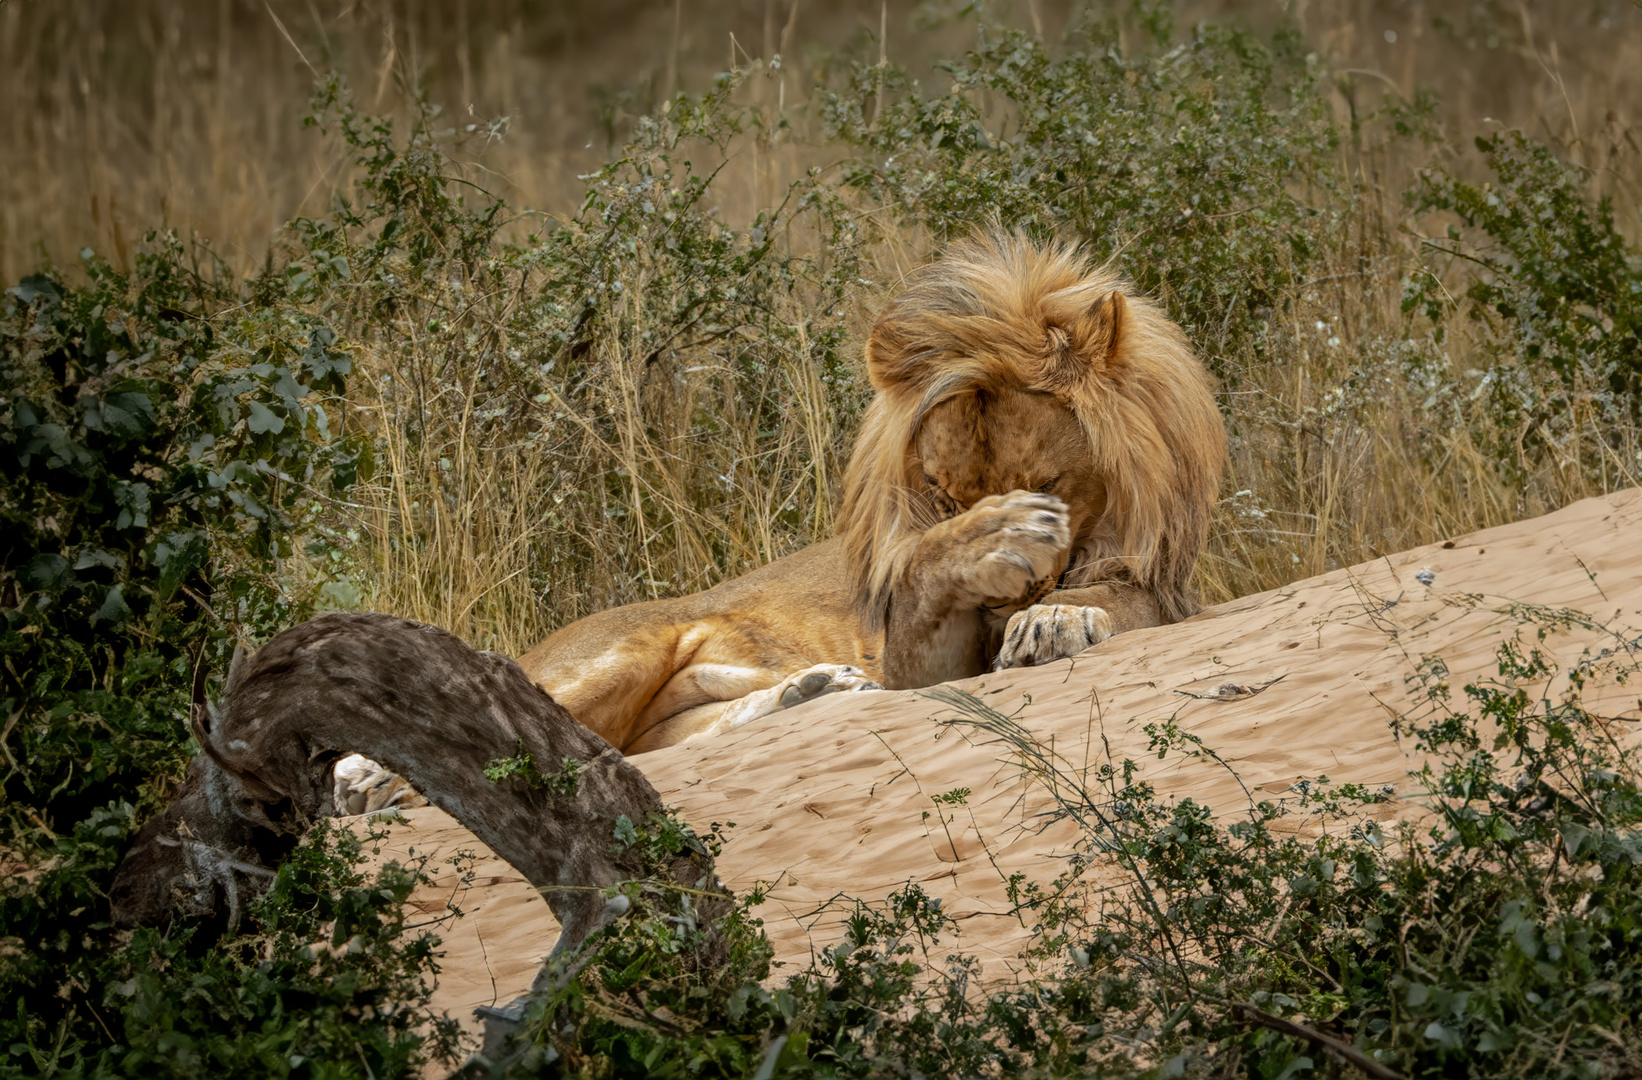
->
[865,315,912,390]
[1070,289,1126,368]
[1041,289,1126,389]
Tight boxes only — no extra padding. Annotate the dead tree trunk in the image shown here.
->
[110,612,718,1009]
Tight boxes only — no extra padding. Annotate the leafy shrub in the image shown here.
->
[3,817,459,1078]
[486,605,1642,1080]
[821,19,1341,366]
[932,602,1642,1078]
[1,242,358,834]
[0,113,444,1079]
[1408,131,1642,420]
[488,69,872,589]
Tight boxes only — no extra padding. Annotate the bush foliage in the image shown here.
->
[823,19,1341,365]
[472,605,1642,1080]
[1409,130,1642,419]
[3,3,1640,1077]
[0,183,455,1079]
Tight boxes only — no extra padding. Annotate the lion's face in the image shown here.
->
[913,386,1106,541]
[841,231,1225,633]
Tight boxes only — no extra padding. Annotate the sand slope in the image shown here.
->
[366,487,1642,1041]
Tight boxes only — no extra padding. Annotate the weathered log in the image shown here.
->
[109,612,720,1057]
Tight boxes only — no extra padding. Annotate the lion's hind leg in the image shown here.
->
[625,662,880,754]
[728,663,879,723]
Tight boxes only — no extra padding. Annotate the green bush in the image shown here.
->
[821,19,1341,366]
[5,816,459,1078]
[1,240,358,834]
[979,601,1642,1079]
[1408,131,1642,420]
[0,104,446,1079]
[487,606,1642,1080]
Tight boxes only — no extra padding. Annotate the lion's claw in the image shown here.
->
[946,491,1072,607]
[995,604,1113,669]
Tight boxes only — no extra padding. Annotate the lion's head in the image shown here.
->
[838,230,1225,630]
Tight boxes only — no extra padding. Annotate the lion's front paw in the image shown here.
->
[775,663,881,710]
[942,491,1071,607]
[995,604,1113,669]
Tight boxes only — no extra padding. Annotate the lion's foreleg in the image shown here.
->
[884,601,991,690]
[881,491,1071,690]
[993,581,1164,670]
[1042,582,1164,634]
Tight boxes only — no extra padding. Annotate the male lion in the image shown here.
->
[319,233,1221,780]
[504,230,1225,755]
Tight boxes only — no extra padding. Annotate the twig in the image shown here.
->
[1339,68,1404,96]
[1174,674,1287,701]
[67,977,117,1044]
[1233,1001,1405,1080]
[1572,553,1609,601]
[263,1,319,77]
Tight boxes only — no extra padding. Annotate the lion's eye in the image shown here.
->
[1037,476,1061,493]
[922,474,960,517]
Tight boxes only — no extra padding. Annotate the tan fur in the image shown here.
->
[516,538,882,753]
[332,753,429,816]
[493,231,1221,751]
[838,230,1226,640]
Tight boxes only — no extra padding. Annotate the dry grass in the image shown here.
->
[349,351,560,656]
[0,0,988,285]
[6,0,1641,651]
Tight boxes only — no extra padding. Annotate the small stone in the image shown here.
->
[1415,567,1435,586]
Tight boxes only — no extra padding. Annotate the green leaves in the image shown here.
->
[20,553,71,592]
[302,324,352,390]
[483,745,582,798]
[822,21,1339,369]
[91,584,130,627]
[1,189,367,1079]
[1409,130,1642,416]
[244,399,285,434]
[914,602,1642,1079]
[101,825,451,1078]
[81,388,157,439]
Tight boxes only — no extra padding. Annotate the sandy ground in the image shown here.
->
[359,486,1642,1047]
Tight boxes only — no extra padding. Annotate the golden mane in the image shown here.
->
[837,230,1226,631]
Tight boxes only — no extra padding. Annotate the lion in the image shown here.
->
[351,231,1225,767]
[835,230,1225,689]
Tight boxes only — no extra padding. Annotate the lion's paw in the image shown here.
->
[332,753,428,816]
[775,664,881,709]
[995,604,1113,669]
[718,664,882,731]
[947,491,1071,607]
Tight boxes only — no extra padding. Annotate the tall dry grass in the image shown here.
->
[0,0,993,285]
[5,0,1641,652]
[343,276,855,655]
[12,1,1633,284]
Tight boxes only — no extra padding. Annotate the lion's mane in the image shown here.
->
[838,230,1226,631]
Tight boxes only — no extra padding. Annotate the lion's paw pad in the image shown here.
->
[332,753,427,816]
[777,664,881,709]
[995,604,1113,669]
